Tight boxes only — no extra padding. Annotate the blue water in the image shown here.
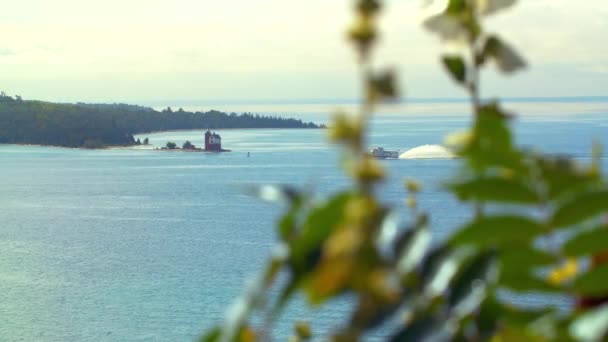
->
[1,100,607,341]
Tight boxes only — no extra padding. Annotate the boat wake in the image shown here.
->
[399,144,454,159]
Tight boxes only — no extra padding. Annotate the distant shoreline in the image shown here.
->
[134,126,325,135]
[0,126,323,150]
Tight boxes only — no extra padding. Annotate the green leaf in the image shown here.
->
[442,55,467,84]
[564,225,608,256]
[570,304,608,341]
[199,327,221,342]
[535,156,599,200]
[573,264,608,296]
[462,103,526,172]
[448,177,538,204]
[480,36,526,73]
[499,271,559,293]
[289,193,352,271]
[446,0,467,14]
[551,190,608,228]
[500,246,556,271]
[450,216,545,247]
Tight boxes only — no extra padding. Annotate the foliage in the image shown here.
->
[202,0,608,340]
[0,97,319,148]
[183,140,195,149]
[166,141,177,149]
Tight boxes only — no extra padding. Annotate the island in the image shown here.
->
[0,93,320,148]
[158,131,231,153]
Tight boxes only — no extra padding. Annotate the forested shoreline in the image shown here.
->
[0,94,320,148]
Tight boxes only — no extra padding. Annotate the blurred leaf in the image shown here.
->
[423,247,471,297]
[564,225,608,257]
[499,271,559,293]
[446,0,467,14]
[348,15,377,60]
[307,255,354,304]
[389,314,454,342]
[442,55,467,84]
[238,326,256,342]
[551,190,608,228]
[273,277,300,316]
[419,245,452,285]
[535,156,599,200]
[500,246,556,271]
[450,216,545,247]
[405,178,422,193]
[349,294,400,330]
[290,193,353,271]
[199,327,221,342]
[353,155,385,183]
[570,304,608,341]
[395,217,431,275]
[367,69,399,103]
[328,111,362,149]
[356,0,381,17]
[475,0,517,16]
[449,251,498,318]
[480,36,525,73]
[573,264,608,296]
[295,321,312,340]
[491,326,547,342]
[463,103,526,171]
[279,209,298,241]
[424,13,469,42]
[448,177,538,204]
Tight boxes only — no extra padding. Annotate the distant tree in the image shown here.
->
[166,142,177,149]
[0,98,319,148]
[136,138,141,145]
[15,95,22,102]
[83,139,104,149]
[143,137,149,145]
[182,140,194,149]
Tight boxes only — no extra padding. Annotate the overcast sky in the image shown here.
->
[0,0,606,103]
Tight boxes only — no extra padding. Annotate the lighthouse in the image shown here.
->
[204,130,222,151]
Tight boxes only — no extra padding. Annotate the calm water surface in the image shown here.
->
[1,100,607,341]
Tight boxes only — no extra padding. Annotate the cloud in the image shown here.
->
[0,48,15,56]
[0,0,606,101]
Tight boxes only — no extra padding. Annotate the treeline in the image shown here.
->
[0,94,320,148]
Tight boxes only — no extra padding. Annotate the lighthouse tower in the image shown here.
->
[204,130,222,151]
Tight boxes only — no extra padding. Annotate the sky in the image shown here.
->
[0,0,606,104]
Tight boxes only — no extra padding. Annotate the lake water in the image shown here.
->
[1,99,607,341]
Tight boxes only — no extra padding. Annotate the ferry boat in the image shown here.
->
[370,147,399,159]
